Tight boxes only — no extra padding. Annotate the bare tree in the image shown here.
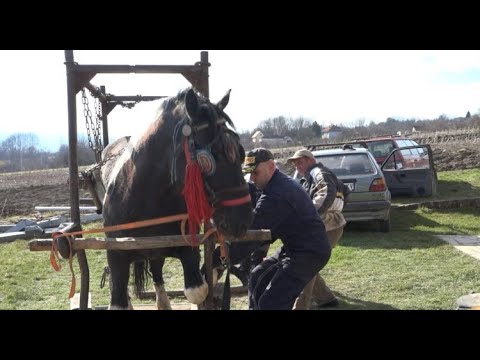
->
[0,133,39,172]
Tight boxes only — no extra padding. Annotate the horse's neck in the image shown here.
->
[132,122,185,189]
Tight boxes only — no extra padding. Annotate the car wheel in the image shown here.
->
[378,218,391,233]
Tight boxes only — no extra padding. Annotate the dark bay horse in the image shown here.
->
[100,88,253,309]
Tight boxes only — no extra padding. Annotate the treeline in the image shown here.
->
[238,116,321,149]
[335,113,480,141]
[2,112,480,173]
[0,133,95,173]
[238,112,480,148]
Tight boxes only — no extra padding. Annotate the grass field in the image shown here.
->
[1,206,479,310]
[1,168,480,310]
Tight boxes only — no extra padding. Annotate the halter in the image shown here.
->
[172,114,251,245]
[181,123,251,206]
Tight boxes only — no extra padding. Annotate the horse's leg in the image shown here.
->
[206,242,268,285]
[201,246,223,287]
[107,250,131,310]
[178,247,208,304]
[149,258,172,310]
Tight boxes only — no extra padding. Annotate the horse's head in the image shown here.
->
[180,88,253,237]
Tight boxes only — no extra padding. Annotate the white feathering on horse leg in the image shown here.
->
[184,279,208,304]
[128,295,134,310]
[155,283,172,310]
[212,268,220,286]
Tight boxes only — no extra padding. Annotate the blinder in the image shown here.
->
[195,149,216,176]
[179,109,250,208]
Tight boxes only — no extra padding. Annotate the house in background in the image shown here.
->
[398,126,421,137]
[411,126,421,135]
[251,131,293,148]
[321,125,342,139]
[252,130,264,144]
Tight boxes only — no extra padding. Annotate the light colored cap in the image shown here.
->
[286,149,314,163]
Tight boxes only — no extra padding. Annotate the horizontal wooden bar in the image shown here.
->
[139,285,248,299]
[107,96,166,102]
[35,206,98,212]
[74,64,202,74]
[28,229,271,252]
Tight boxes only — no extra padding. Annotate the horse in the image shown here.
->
[100,87,253,310]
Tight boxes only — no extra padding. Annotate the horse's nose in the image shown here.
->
[213,206,252,238]
[227,222,249,238]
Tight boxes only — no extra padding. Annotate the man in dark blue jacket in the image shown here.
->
[242,148,331,310]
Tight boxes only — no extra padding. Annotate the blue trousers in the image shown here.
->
[248,247,331,310]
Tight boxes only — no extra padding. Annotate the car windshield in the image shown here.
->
[317,153,375,176]
[365,140,395,158]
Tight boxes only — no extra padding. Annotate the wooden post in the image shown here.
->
[60,51,246,310]
[65,50,88,310]
[100,85,109,147]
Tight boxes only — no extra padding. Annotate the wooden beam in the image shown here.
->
[28,230,271,252]
[106,96,166,102]
[138,286,248,299]
[35,206,98,212]
[74,64,202,74]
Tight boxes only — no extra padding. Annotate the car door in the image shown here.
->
[381,144,437,197]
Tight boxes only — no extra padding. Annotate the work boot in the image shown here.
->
[311,274,339,307]
[314,297,339,308]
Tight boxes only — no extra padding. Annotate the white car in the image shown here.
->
[293,146,392,232]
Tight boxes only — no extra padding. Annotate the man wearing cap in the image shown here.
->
[242,147,331,310]
[287,148,350,309]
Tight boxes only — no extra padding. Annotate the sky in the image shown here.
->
[2,50,480,151]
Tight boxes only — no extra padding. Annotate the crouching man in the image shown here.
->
[243,148,331,310]
[288,149,350,309]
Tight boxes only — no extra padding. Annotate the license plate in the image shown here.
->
[345,182,355,191]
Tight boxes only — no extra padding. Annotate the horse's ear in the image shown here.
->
[216,89,231,111]
[185,88,199,120]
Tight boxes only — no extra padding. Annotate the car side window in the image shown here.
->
[396,140,409,147]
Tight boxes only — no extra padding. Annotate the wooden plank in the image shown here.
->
[70,292,92,310]
[35,206,98,212]
[94,303,194,310]
[0,224,15,233]
[75,64,201,74]
[138,285,247,299]
[0,231,26,244]
[28,229,271,251]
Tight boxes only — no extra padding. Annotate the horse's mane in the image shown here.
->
[160,88,190,113]
[161,87,236,129]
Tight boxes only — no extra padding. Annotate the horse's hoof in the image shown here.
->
[184,280,208,304]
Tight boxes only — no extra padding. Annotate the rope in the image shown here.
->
[182,139,214,246]
[49,212,224,300]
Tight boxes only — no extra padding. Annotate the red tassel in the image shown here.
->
[183,159,214,246]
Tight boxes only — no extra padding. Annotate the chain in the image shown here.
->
[88,148,126,171]
[100,266,110,289]
[94,97,104,153]
[81,88,103,163]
